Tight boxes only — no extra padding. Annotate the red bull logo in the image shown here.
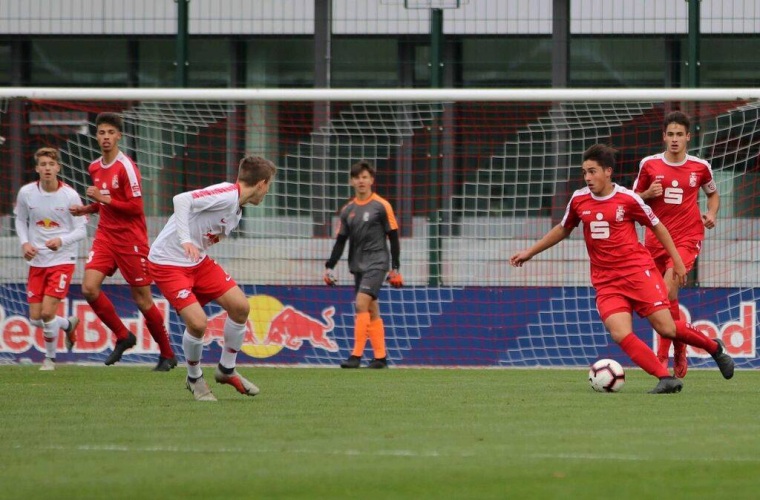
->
[35,218,61,230]
[0,299,169,355]
[203,295,338,359]
[653,301,757,358]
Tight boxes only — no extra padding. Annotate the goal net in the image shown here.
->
[0,88,757,368]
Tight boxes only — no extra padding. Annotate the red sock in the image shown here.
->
[674,320,718,354]
[143,304,174,358]
[88,293,129,340]
[619,333,670,378]
[669,299,685,354]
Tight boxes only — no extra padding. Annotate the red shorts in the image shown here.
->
[650,240,701,276]
[148,257,237,312]
[27,264,75,303]
[595,268,670,321]
[85,238,152,287]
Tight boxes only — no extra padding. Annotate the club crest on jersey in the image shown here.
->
[363,212,370,222]
[689,172,698,187]
[615,205,625,222]
[112,176,119,189]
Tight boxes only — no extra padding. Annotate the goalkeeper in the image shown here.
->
[324,160,403,369]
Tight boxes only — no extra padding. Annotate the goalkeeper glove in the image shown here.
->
[324,269,337,286]
[387,269,403,288]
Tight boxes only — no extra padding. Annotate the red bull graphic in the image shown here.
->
[203,295,338,359]
[653,301,757,358]
[0,299,169,355]
[35,218,61,230]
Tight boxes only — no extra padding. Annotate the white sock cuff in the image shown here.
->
[30,318,44,328]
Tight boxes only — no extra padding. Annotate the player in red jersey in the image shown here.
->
[69,113,176,370]
[14,147,87,370]
[510,144,733,393]
[148,156,276,401]
[632,111,720,378]
[324,161,403,369]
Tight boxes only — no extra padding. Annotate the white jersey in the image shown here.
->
[14,181,87,267]
[148,182,243,267]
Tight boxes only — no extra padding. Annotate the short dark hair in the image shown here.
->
[582,144,617,170]
[237,155,276,186]
[34,147,60,164]
[663,111,690,132]
[350,160,375,178]
[96,112,123,132]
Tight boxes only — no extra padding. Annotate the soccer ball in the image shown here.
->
[588,358,625,393]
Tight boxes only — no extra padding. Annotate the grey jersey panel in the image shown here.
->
[338,196,392,274]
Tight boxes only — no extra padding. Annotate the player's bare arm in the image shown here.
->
[69,203,98,216]
[637,179,662,201]
[702,190,720,229]
[650,223,687,286]
[510,224,572,267]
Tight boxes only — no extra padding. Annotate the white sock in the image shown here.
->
[55,316,70,331]
[42,319,58,359]
[30,318,43,328]
[183,330,204,379]
[220,317,246,370]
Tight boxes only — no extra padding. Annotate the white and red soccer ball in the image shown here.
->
[588,358,625,392]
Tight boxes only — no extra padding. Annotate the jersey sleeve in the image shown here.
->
[701,162,718,194]
[60,188,88,246]
[337,204,350,237]
[13,188,30,245]
[628,192,660,228]
[560,198,580,229]
[379,198,399,233]
[120,160,143,199]
[632,161,651,192]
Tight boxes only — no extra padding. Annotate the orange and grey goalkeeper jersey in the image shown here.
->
[337,192,398,274]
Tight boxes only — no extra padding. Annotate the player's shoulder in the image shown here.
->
[638,153,664,169]
[569,186,592,201]
[115,151,138,169]
[18,181,38,195]
[370,192,394,211]
[685,154,712,169]
[613,184,644,201]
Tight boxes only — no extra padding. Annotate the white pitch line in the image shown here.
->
[8,444,758,462]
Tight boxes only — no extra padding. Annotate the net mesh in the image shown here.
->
[0,95,757,367]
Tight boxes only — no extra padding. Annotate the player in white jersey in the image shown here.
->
[14,147,87,371]
[148,155,276,401]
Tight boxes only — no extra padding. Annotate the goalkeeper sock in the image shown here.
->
[143,304,174,358]
[368,317,386,359]
[674,320,718,355]
[42,319,58,359]
[619,333,669,378]
[183,330,204,379]
[220,317,246,370]
[351,312,370,357]
[88,292,130,341]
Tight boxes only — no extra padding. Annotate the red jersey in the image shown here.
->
[632,153,716,253]
[561,184,660,287]
[88,151,148,246]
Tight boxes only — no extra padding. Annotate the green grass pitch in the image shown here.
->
[0,365,758,499]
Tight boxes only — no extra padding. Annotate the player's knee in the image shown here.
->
[658,325,677,339]
[40,311,56,322]
[185,318,207,337]
[81,284,99,302]
[227,302,249,324]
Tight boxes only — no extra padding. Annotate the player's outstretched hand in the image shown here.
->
[387,270,403,288]
[509,251,532,267]
[69,204,87,216]
[324,270,337,286]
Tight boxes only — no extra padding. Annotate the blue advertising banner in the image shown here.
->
[0,284,757,368]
